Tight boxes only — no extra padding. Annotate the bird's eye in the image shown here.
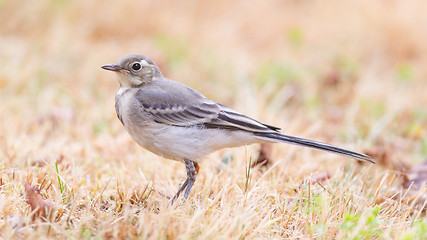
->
[132,62,141,71]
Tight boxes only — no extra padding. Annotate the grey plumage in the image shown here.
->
[102,54,375,204]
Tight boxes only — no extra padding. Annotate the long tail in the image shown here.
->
[255,132,375,163]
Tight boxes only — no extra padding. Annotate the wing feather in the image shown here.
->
[134,79,280,133]
[135,83,221,126]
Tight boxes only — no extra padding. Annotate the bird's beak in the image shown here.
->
[101,64,123,72]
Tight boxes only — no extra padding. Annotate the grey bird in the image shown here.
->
[102,54,375,204]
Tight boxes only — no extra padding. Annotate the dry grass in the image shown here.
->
[1,0,426,239]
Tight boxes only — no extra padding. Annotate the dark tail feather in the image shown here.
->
[255,132,375,163]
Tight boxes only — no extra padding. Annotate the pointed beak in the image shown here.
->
[101,64,123,72]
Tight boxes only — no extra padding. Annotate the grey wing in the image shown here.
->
[207,104,281,133]
[135,84,221,126]
[135,79,280,133]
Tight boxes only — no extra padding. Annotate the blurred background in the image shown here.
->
[1,0,426,179]
[1,0,427,238]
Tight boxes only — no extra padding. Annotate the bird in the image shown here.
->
[101,54,375,204]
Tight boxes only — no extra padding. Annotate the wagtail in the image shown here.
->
[102,54,375,204]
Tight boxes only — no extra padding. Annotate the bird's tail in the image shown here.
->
[255,132,375,163]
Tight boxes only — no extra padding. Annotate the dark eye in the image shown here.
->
[132,62,141,71]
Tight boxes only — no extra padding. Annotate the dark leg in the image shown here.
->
[170,159,198,205]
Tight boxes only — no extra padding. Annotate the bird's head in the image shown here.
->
[102,54,162,87]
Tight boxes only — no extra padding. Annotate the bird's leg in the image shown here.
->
[183,160,198,199]
[170,179,188,205]
[170,159,199,205]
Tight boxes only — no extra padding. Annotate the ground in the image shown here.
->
[0,0,426,239]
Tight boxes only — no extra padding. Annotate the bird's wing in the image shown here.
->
[135,79,280,133]
[206,104,280,133]
[135,84,221,126]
